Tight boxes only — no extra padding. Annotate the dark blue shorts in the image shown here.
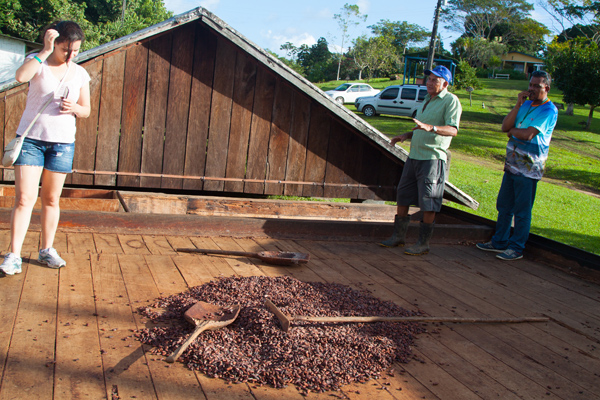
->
[14,137,75,173]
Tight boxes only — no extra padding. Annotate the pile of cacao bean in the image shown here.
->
[136,276,423,393]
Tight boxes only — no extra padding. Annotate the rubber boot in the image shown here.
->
[404,222,434,255]
[379,215,411,247]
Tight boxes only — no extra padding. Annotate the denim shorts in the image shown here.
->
[14,137,75,173]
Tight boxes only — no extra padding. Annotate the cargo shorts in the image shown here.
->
[395,158,446,212]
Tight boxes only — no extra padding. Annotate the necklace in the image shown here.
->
[517,99,549,128]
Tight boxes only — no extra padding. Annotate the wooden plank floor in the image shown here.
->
[1,228,599,400]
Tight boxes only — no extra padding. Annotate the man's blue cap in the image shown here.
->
[425,65,452,83]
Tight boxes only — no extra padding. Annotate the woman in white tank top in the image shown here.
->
[0,21,91,276]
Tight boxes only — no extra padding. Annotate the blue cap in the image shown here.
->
[425,65,452,83]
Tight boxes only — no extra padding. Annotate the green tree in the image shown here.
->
[280,42,300,60]
[86,0,172,49]
[72,0,122,24]
[490,18,551,55]
[269,49,304,75]
[451,37,507,68]
[0,0,89,42]
[540,1,600,42]
[297,37,337,82]
[556,23,600,42]
[368,20,430,54]
[442,0,534,40]
[350,35,398,80]
[454,59,481,90]
[0,0,171,51]
[333,3,367,81]
[546,38,600,129]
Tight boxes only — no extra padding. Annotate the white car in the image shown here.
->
[325,83,380,104]
[355,84,428,118]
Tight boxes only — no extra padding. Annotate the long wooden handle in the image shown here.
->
[177,248,257,258]
[292,316,549,324]
[166,320,210,363]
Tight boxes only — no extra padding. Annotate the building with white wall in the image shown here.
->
[0,34,42,83]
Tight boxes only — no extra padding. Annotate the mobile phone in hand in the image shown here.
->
[60,87,69,110]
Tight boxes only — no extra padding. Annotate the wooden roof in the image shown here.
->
[0,8,478,209]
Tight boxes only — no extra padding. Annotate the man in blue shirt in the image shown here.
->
[476,70,558,260]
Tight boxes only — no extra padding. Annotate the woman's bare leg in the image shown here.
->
[39,169,67,250]
[10,165,44,255]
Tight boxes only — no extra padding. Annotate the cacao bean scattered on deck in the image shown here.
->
[135,275,424,393]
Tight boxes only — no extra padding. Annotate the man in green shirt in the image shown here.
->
[380,65,462,255]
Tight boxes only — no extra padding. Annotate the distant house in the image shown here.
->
[0,34,42,83]
[501,52,544,75]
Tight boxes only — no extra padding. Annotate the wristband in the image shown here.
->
[33,55,43,63]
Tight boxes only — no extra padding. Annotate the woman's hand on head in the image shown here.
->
[43,29,60,53]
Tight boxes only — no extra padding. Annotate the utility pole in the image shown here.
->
[426,0,444,71]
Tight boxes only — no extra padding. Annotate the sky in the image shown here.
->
[161,0,562,57]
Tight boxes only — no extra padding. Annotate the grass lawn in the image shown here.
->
[316,78,600,255]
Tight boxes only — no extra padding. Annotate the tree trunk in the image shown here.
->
[566,103,574,116]
[586,105,596,130]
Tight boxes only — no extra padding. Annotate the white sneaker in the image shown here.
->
[38,248,66,268]
[1,253,23,275]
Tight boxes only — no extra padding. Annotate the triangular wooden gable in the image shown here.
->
[0,8,478,209]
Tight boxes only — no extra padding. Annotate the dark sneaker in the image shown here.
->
[496,249,523,261]
[38,248,66,268]
[476,241,505,253]
[1,253,23,275]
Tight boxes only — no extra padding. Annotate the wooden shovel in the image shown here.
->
[166,301,241,363]
[176,248,310,266]
[264,298,549,332]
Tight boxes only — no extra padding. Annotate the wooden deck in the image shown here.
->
[1,213,599,400]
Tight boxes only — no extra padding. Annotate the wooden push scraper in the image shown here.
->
[264,298,549,332]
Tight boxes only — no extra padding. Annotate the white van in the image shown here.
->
[355,84,428,117]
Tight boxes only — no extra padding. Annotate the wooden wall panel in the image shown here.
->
[0,20,409,204]
[302,103,331,198]
[323,120,360,199]
[357,145,382,200]
[94,51,125,186]
[264,79,293,195]
[2,86,27,182]
[283,92,311,196]
[117,43,148,187]
[224,52,257,193]
[183,24,217,191]
[203,38,237,192]
[378,155,403,200]
[161,25,195,189]
[71,60,103,185]
[244,66,276,194]
[140,33,172,188]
